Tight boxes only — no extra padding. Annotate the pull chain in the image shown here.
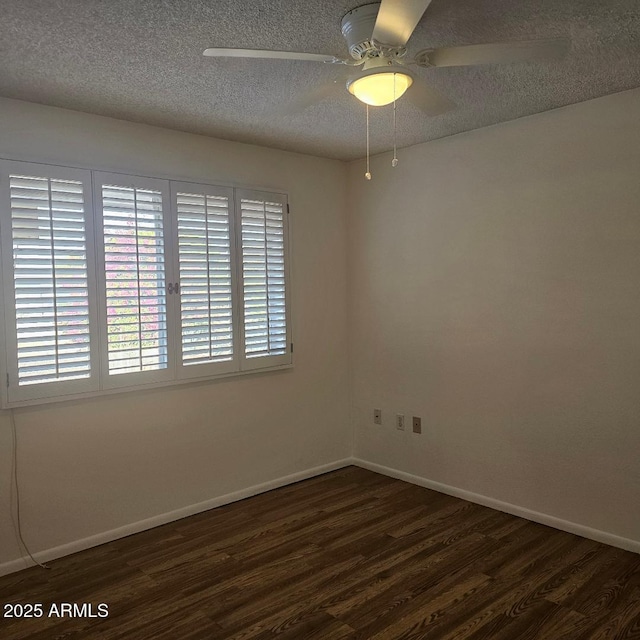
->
[365,104,372,180]
[392,73,398,168]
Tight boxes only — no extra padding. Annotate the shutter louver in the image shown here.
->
[9,174,91,386]
[177,191,234,366]
[102,184,168,375]
[240,197,288,360]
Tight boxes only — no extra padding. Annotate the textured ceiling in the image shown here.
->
[1,0,639,161]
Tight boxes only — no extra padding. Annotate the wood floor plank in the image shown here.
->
[1,466,638,640]
[573,587,640,639]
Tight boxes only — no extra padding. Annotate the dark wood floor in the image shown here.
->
[1,466,639,639]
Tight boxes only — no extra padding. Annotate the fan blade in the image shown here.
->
[203,48,340,63]
[282,75,349,115]
[405,78,455,116]
[372,0,433,48]
[422,38,570,68]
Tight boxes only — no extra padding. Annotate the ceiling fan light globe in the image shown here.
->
[348,71,413,106]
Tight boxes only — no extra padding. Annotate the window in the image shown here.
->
[0,160,291,407]
[94,173,174,390]
[237,191,290,369]
[173,182,238,379]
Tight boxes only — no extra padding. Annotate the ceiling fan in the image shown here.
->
[203,0,570,116]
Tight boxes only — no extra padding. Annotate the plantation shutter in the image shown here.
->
[172,183,238,378]
[1,164,292,408]
[94,173,174,388]
[236,189,291,370]
[0,161,98,403]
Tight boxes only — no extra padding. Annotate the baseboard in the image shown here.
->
[5,456,635,578]
[352,458,640,555]
[0,458,353,577]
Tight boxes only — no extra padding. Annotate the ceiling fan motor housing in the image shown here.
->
[341,3,381,60]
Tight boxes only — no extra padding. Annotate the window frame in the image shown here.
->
[0,161,292,409]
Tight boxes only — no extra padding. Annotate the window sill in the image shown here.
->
[0,363,294,410]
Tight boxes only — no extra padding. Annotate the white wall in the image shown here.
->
[0,98,351,570]
[348,89,640,546]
